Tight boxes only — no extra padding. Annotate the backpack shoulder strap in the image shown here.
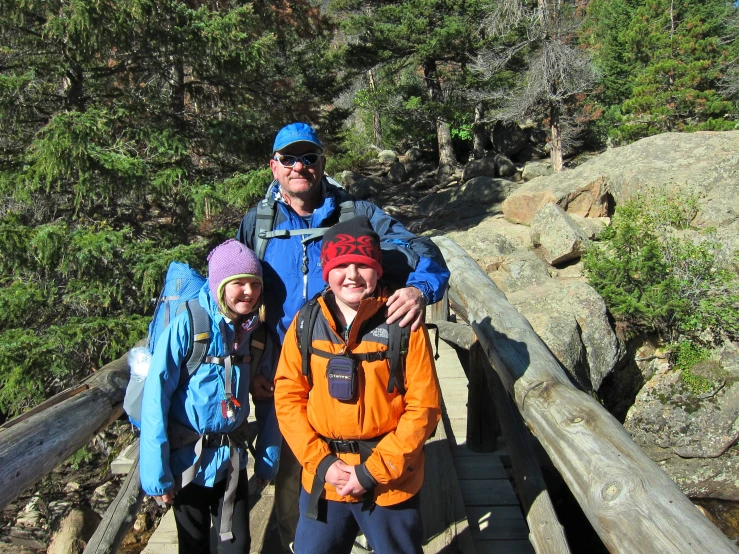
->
[333,187,356,223]
[386,320,410,395]
[176,298,213,379]
[296,299,322,386]
[253,187,278,261]
[249,324,267,373]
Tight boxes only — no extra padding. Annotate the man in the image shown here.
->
[235,122,449,551]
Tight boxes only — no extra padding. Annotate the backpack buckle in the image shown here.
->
[328,440,359,454]
[363,352,386,362]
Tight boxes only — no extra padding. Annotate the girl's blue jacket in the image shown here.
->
[139,282,280,496]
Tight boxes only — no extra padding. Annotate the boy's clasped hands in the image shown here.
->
[326,459,366,497]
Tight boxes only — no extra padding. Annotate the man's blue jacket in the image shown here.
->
[139,283,280,496]
[235,178,450,343]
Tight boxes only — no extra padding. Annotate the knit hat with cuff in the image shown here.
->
[207,239,262,314]
[320,216,383,282]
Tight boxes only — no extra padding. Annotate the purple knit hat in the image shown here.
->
[207,239,262,312]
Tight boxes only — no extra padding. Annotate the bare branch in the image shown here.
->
[480,0,530,38]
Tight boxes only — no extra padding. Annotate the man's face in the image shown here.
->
[269,142,325,200]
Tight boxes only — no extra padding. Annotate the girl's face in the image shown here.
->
[223,277,262,316]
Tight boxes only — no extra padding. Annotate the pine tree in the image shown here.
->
[584,0,737,144]
[0,0,341,416]
[476,0,598,171]
[329,0,485,176]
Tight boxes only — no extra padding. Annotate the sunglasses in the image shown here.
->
[274,152,321,168]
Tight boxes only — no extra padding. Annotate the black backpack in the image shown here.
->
[294,296,411,395]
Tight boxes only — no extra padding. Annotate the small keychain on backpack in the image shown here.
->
[221,394,240,423]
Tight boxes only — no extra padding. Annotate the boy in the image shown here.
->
[273,216,442,554]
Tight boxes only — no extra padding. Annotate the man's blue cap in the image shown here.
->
[272,122,323,153]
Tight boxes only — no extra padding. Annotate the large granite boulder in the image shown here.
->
[505,279,621,392]
[417,177,520,222]
[502,132,739,252]
[388,161,408,183]
[447,217,620,394]
[378,150,399,164]
[624,342,739,500]
[492,121,529,157]
[521,161,552,181]
[530,203,591,265]
[462,156,497,182]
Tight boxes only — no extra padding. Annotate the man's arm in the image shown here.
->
[357,201,450,330]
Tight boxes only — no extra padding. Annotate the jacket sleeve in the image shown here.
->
[139,317,189,496]
[273,316,333,477]
[252,331,281,481]
[357,201,450,304]
[364,325,442,485]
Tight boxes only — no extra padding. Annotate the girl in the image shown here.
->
[140,239,280,554]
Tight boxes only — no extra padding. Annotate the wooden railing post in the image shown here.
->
[467,342,498,452]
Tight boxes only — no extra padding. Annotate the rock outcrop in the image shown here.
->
[421,130,739,501]
[502,131,739,250]
[624,343,739,501]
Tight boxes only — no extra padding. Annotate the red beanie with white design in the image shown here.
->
[320,216,383,282]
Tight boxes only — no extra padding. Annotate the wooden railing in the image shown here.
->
[431,236,738,554]
[0,237,737,553]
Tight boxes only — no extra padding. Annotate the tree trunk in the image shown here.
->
[423,59,458,178]
[472,103,486,160]
[549,101,563,172]
[368,68,383,147]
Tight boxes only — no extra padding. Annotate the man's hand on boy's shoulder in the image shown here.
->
[386,286,426,331]
[251,373,275,400]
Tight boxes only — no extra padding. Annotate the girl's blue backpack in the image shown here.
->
[146,262,208,357]
[123,262,208,428]
[123,261,267,428]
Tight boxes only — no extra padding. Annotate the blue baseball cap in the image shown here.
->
[272,122,323,153]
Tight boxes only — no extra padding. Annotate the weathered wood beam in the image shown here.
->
[486,354,570,553]
[432,236,738,554]
[433,320,476,351]
[84,440,145,554]
[0,350,132,512]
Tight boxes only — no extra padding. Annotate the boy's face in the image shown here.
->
[327,263,378,310]
[223,277,262,316]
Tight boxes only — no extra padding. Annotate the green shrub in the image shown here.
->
[671,341,714,395]
[67,446,94,471]
[584,188,739,343]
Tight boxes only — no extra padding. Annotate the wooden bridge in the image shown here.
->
[1,237,737,554]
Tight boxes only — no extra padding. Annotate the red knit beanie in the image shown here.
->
[320,216,383,281]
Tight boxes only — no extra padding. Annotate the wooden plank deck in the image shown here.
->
[141,339,534,553]
[434,339,534,554]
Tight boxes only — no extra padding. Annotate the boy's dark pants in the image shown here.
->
[172,468,250,554]
[274,442,302,550]
[293,488,422,554]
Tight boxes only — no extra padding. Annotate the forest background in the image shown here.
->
[1,0,738,421]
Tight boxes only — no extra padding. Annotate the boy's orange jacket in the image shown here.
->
[274,289,441,506]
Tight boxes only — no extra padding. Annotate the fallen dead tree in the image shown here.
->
[0,350,130,513]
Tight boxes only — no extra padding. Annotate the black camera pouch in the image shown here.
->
[326,355,358,401]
